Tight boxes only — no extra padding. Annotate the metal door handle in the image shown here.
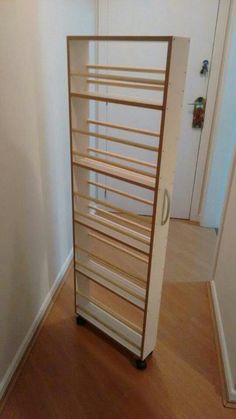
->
[161,189,171,226]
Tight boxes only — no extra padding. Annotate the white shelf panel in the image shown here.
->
[76,292,142,356]
[74,212,150,254]
[75,259,146,309]
[73,156,155,190]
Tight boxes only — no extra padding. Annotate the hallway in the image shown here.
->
[1,222,231,419]
[165,220,217,282]
[1,271,233,419]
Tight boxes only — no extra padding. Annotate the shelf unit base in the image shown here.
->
[135,359,147,370]
[75,313,150,370]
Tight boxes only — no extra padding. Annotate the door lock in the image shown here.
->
[191,97,206,128]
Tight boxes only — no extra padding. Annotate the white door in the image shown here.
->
[96,0,220,219]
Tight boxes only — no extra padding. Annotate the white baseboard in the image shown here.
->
[210,280,236,403]
[0,248,73,401]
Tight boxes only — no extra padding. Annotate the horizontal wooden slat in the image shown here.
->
[76,262,145,301]
[75,245,147,284]
[68,35,172,42]
[89,206,151,232]
[71,71,165,85]
[76,268,144,311]
[74,211,150,245]
[87,119,160,137]
[73,151,155,178]
[78,307,141,354]
[86,64,166,73]
[75,259,145,304]
[70,91,164,110]
[88,147,156,169]
[88,181,153,206]
[75,218,149,255]
[73,191,152,225]
[72,129,159,152]
[76,299,142,355]
[87,79,164,91]
[76,290,142,334]
[73,156,155,190]
[88,232,149,263]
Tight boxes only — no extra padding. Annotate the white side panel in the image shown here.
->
[142,38,190,359]
[76,258,145,309]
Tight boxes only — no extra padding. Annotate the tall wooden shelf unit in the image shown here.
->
[67,36,189,369]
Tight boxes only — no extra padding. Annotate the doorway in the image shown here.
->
[95,0,228,219]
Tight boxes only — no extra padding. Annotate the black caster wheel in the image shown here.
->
[135,359,147,370]
[76,315,86,326]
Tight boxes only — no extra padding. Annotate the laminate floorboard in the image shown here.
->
[1,221,227,419]
[164,220,217,282]
[1,276,234,418]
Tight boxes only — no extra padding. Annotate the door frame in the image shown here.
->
[94,0,231,221]
[190,0,231,221]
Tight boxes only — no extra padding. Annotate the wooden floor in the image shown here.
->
[164,220,217,282]
[1,271,234,419]
[2,220,230,419]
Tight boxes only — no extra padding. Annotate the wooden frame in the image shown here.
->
[86,64,166,73]
[88,181,154,205]
[72,71,165,85]
[72,130,159,151]
[67,36,189,366]
[87,119,160,137]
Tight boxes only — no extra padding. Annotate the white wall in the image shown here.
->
[96,0,220,219]
[209,5,236,399]
[0,0,96,398]
[201,1,236,228]
[211,152,236,402]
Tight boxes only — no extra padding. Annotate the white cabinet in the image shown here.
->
[67,36,189,368]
